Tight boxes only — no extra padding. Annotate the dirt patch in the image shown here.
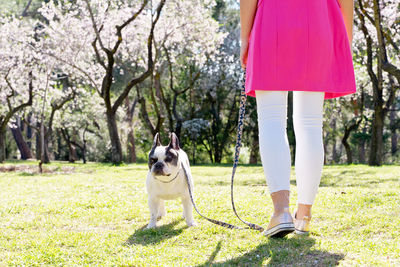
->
[0,164,75,174]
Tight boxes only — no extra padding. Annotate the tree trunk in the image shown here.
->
[67,140,77,163]
[68,144,78,163]
[125,97,137,163]
[44,133,55,162]
[338,143,343,161]
[55,129,63,160]
[358,128,367,164]
[192,138,196,165]
[175,120,183,142]
[61,128,79,163]
[359,140,366,164]
[332,140,338,163]
[106,111,122,164]
[36,124,40,160]
[0,127,6,162]
[214,150,222,164]
[342,121,362,165]
[36,122,50,163]
[331,118,339,163]
[343,140,353,164]
[37,124,51,163]
[11,123,32,160]
[390,106,398,156]
[82,138,87,164]
[77,128,88,164]
[249,131,259,164]
[323,132,329,165]
[202,140,214,163]
[24,118,33,150]
[126,130,136,163]
[368,106,384,166]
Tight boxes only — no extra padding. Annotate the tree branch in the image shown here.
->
[45,89,77,139]
[1,72,34,129]
[359,4,399,53]
[42,50,100,94]
[84,0,109,54]
[112,0,149,54]
[92,25,106,69]
[383,75,399,116]
[356,2,379,88]
[21,0,33,17]
[136,85,155,135]
[112,0,166,114]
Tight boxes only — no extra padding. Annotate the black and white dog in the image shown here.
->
[146,132,196,229]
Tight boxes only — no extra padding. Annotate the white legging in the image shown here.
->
[255,90,325,205]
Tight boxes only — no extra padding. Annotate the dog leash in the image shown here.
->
[181,162,243,230]
[180,69,264,232]
[230,68,264,232]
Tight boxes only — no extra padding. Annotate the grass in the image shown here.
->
[0,161,399,266]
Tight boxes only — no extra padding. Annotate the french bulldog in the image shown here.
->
[146,132,196,229]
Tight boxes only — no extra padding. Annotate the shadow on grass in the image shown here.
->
[199,241,223,266]
[305,175,399,188]
[124,219,186,246]
[197,235,344,266]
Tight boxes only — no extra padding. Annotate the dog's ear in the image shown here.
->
[152,132,161,148]
[168,132,180,150]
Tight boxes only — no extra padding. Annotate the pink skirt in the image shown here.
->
[245,0,357,99]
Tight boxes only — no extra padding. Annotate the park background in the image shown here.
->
[0,0,399,166]
[0,0,399,266]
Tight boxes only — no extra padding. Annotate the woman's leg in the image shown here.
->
[255,90,291,215]
[292,91,325,219]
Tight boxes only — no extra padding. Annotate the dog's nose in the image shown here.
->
[154,162,163,169]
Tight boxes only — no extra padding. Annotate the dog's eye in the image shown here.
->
[150,158,157,163]
[165,156,172,162]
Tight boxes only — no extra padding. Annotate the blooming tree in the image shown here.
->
[0,16,38,162]
[37,0,224,164]
[37,0,165,164]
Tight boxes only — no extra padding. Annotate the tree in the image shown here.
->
[0,16,37,162]
[355,0,400,166]
[135,0,225,142]
[37,0,165,164]
[340,86,365,164]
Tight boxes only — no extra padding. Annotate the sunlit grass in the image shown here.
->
[0,161,399,265]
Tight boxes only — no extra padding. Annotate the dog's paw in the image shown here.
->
[158,211,166,219]
[186,221,197,227]
[146,223,157,229]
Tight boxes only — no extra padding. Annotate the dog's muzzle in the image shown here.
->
[152,162,171,176]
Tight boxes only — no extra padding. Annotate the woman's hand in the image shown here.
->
[240,38,249,70]
[240,0,258,69]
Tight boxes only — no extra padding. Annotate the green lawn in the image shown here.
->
[0,161,399,266]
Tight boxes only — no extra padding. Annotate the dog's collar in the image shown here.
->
[153,169,180,183]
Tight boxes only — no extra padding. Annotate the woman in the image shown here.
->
[240,0,356,237]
